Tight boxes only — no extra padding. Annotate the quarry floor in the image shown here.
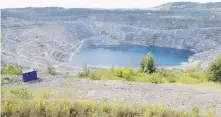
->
[2,75,221,115]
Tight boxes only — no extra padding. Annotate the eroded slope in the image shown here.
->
[1,6,221,72]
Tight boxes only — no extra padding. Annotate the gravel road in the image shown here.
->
[2,75,221,115]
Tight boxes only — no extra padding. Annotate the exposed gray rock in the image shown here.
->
[1,6,221,73]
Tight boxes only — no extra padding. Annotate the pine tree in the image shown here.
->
[145,52,155,73]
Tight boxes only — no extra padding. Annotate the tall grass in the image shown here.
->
[69,67,211,85]
[2,87,216,117]
[2,99,208,117]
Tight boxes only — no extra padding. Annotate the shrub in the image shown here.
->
[147,73,164,84]
[167,77,177,83]
[114,68,123,77]
[145,52,155,73]
[122,68,133,80]
[89,70,103,80]
[114,68,133,80]
[1,63,22,75]
[83,64,90,76]
[78,64,90,77]
[159,71,177,83]
[207,54,221,82]
[47,66,56,76]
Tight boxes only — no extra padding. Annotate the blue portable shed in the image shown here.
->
[22,68,38,82]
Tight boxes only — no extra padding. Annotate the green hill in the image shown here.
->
[153,2,221,11]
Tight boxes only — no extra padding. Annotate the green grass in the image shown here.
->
[67,67,220,88]
[1,87,217,117]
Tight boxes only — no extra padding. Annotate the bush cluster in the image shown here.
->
[114,68,134,80]
[80,64,91,77]
[207,54,221,82]
[1,63,22,75]
[75,67,209,85]
[77,66,134,81]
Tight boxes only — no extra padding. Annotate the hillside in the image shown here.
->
[1,2,221,72]
[153,2,221,11]
[2,75,221,115]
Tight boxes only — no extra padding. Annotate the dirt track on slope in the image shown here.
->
[2,75,221,115]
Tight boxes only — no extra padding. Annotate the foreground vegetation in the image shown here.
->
[1,88,216,117]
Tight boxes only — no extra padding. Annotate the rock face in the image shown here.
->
[1,3,221,72]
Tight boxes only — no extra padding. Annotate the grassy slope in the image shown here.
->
[1,87,216,117]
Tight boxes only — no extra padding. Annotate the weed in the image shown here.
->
[47,66,56,75]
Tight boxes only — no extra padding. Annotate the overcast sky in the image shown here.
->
[1,0,221,9]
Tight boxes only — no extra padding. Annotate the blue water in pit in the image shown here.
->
[72,45,194,67]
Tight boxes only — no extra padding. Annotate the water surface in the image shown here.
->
[72,45,194,67]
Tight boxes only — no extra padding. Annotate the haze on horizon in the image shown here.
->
[1,0,221,9]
